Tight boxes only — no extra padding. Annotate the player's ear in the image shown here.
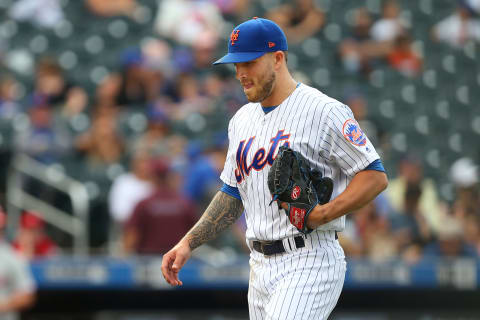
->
[273,51,284,70]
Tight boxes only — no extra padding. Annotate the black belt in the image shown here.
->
[252,236,305,256]
[252,232,338,256]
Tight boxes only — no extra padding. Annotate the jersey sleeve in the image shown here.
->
[220,183,241,200]
[320,103,380,177]
[220,117,239,187]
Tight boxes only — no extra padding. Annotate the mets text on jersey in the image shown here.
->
[235,130,290,183]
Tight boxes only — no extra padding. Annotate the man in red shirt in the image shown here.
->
[13,211,57,260]
[123,158,198,255]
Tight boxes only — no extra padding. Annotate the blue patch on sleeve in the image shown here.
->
[220,183,241,200]
[364,159,385,172]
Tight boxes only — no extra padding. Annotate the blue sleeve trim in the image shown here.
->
[364,159,385,172]
[220,183,241,200]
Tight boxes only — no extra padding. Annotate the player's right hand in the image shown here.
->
[161,239,192,286]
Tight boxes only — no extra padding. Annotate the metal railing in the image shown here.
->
[6,154,90,256]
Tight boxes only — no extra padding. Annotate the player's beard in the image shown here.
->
[244,70,276,103]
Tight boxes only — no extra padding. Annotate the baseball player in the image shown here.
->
[161,18,388,319]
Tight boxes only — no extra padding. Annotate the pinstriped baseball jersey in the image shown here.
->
[220,83,380,241]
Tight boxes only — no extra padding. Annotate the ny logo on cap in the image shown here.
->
[230,29,240,45]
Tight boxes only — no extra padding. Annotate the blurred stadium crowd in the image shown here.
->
[0,0,479,267]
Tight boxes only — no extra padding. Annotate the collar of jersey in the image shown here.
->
[261,83,301,115]
[261,105,277,114]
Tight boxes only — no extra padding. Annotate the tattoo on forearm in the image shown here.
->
[187,191,244,250]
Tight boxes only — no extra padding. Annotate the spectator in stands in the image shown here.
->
[95,73,123,110]
[12,211,58,260]
[141,38,173,79]
[201,74,234,142]
[115,48,160,108]
[133,104,188,181]
[123,157,197,255]
[389,183,432,263]
[387,34,423,77]
[154,0,225,47]
[338,217,364,258]
[54,87,90,136]
[86,0,139,18]
[267,0,325,45]
[73,105,125,247]
[191,32,218,72]
[463,214,480,256]
[212,0,252,23]
[338,6,400,74]
[386,155,447,234]
[14,104,71,165]
[450,157,479,219]
[423,215,477,258]
[33,57,71,108]
[132,107,172,156]
[183,141,226,210]
[370,0,406,42]
[108,151,154,254]
[76,102,124,249]
[349,7,373,43]
[202,70,246,118]
[449,158,480,255]
[9,0,64,29]
[203,72,225,101]
[56,87,88,121]
[0,75,21,120]
[338,7,375,74]
[168,73,214,139]
[30,56,86,141]
[0,209,36,317]
[340,201,397,262]
[432,0,480,48]
[74,105,125,168]
[108,151,154,225]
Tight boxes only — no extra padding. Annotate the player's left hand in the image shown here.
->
[267,146,333,234]
[278,202,323,230]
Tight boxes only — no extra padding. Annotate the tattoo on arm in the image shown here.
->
[187,191,244,250]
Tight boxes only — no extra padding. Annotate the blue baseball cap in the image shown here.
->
[213,18,288,65]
